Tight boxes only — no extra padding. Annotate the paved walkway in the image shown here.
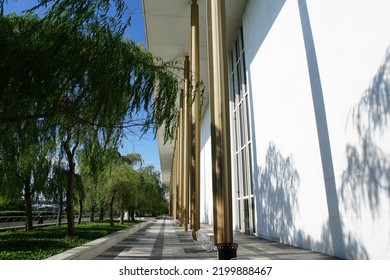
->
[94,216,340,260]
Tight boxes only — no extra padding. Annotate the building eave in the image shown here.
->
[142,0,247,186]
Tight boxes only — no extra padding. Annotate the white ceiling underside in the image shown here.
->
[142,0,247,185]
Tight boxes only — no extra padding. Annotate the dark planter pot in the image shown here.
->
[216,242,239,260]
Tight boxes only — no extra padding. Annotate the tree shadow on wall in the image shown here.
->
[295,220,369,259]
[257,142,300,243]
[341,47,390,219]
[257,143,369,259]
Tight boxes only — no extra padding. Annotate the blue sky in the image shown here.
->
[3,0,161,171]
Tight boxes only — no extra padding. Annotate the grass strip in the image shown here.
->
[0,221,137,260]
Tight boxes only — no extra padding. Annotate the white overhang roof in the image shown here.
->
[142,0,247,186]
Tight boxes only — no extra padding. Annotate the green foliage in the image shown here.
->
[30,0,131,36]
[0,11,179,141]
[0,221,137,259]
[93,153,167,220]
[137,166,168,216]
[1,1,183,232]
[45,164,67,202]
[0,195,24,211]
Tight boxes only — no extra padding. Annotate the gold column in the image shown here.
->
[183,56,190,231]
[174,90,184,221]
[178,89,184,226]
[207,0,233,244]
[190,0,201,239]
[171,128,178,220]
[176,159,180,223]
[170,140,174,219]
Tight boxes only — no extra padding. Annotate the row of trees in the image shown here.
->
[50,152,169,227]
[96,155,169,226]
[0,0,178,235]
[0,146,168,228]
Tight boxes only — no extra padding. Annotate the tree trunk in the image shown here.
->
[120,198,124,224]
[99,207,104,221]
[23,176,33,231]
[109,196,115,227]
[63,130,79,236]
[57,192,63,226]
[130,207,135,222]
[65,150,76,236]
[78,199,83,224]
[127,206,131,222]
[90,205,95,222]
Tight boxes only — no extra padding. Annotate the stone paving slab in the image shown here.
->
[94,216,340,260]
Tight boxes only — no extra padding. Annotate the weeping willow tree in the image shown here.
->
[1,0,181,236]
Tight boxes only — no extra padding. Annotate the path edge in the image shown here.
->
[46,219,153,260]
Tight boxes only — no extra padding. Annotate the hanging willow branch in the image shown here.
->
[0,13,185,143]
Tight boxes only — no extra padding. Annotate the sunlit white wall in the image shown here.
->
[243,0,390,259]
[200,106,213,225]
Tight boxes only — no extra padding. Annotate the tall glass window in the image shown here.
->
[229,27,255,234]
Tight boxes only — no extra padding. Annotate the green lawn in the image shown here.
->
[0,221,137,260]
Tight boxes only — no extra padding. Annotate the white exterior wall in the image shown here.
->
[243,0,390,259]
[200,106,213,225]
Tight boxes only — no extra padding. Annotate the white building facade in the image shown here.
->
[144,0,390,259]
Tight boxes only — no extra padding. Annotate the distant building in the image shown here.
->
[143,0,390,259]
